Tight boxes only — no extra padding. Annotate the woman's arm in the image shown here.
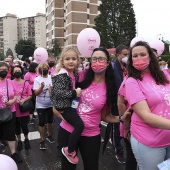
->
[133,100,170,129]
[6,95,17,107]
[117,95,127,116]
[52,107,66,122]
[19,96,32,105]
[101,108,130,123]
[34,82,45,96]
[118,94,131,140]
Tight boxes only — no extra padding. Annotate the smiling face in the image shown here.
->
[62,50,79,72]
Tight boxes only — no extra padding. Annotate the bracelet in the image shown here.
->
[119,115,124,123]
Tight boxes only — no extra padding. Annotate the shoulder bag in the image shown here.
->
[19,81,34,113]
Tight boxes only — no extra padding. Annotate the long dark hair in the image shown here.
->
[11,65,24,76]
[29,62,38,73]
[128,41,169,85]
[78,47,116,107]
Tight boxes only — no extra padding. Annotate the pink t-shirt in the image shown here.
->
[12,80,32,117]
[125,73,170,147]
[60,81,107,137]
[24,72,38,89]
[49,67,55,76]
[0,79,16,112]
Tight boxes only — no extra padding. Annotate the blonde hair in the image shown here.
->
[55,47,80,73]
[38,62,49,74]
[159,60,166,66]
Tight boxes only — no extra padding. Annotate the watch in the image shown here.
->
[119,115,124,123]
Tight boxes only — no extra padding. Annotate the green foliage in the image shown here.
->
[15,39,36,60]
[0,52,5,61]
[161,55,170,62]
[6,48,13,57]
[162,40,170,55]
[94,0,136,48]
[47,40,61,59]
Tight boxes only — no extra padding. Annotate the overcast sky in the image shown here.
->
[0,0,170,42]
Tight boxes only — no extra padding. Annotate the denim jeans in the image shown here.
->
[131,135,170,170]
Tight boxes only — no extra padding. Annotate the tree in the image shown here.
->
[47,40,61,59]
[94,0,136,48]
[0,52,5,61]
[162,40,170,54]
[15,39,36,60]
[6,48,13,57]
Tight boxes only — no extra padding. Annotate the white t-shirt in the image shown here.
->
[33,75,52,108]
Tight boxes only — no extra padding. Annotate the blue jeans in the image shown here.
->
[131,135,170,170]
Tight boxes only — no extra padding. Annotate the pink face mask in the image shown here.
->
[132,56,150,71]
[91,61,107,74]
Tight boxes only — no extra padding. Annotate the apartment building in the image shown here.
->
[18,13,46,48]
[46,0,100,49]
[0,13,17,56]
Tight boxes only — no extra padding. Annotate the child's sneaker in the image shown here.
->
[62,147,79,164]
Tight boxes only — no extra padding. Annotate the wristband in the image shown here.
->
[119,115,124,123]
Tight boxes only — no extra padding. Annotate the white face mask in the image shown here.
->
[122,57,128,64]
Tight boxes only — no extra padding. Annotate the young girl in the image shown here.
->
[51,47,84,164]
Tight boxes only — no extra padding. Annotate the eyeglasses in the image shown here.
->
[91,57,107,63]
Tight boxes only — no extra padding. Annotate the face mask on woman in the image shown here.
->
[13,72,22,78]
[0,70,8,79]
[42,69,48,76]
[91,61,107,74]
[132,56,150,71]
[48,62,55,68]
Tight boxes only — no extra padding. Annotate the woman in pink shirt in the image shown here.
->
[24,62,38,124]
[124,41,170,170]
[54,48,130,170]
[12,65,32,151]
[0,61,22,163]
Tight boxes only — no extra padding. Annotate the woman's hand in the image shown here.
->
[121,107,132,122]
[18,99,25,105]
[5,100,12,107]
[53,107,66,122]
[5,96,17,107]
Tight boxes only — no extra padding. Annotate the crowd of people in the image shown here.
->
[0,42,170,170]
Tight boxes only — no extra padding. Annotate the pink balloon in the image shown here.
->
[0,154,18,170]
[130,37,144,47]
[34,47,48,64]
[77,28,100,58]
[149,40,164,56]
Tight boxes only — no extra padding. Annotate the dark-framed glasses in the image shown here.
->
[91,57,107,63]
